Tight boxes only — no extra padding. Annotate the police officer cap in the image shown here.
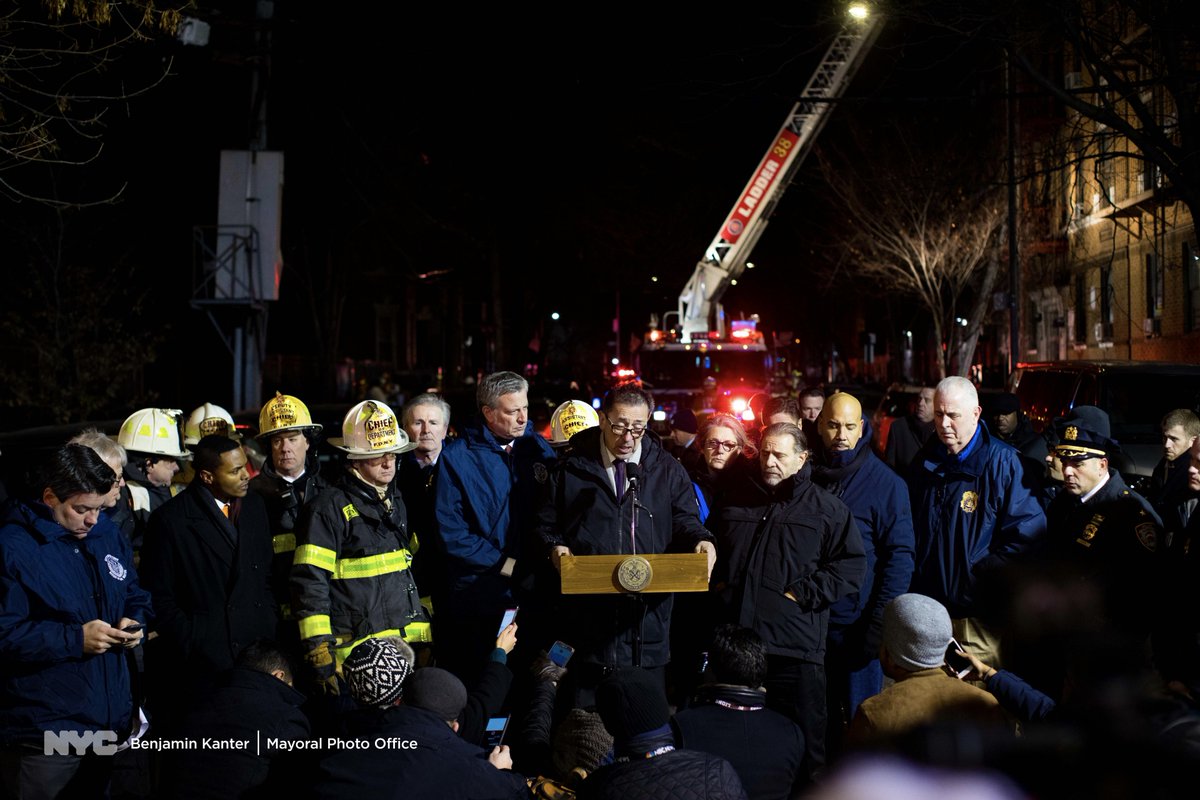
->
[1054,405,1119,460]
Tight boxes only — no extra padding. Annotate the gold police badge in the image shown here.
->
[1064,426,1079,441]
[960,491,978,513]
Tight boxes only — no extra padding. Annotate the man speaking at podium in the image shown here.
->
[537,382,715,709]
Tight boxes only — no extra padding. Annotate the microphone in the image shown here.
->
[625,462,641,493]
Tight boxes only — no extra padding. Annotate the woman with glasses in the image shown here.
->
[691,414,756,524]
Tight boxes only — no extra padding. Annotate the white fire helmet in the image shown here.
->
[184,402,240,446]
[550,400,600,447]
[327,400,417,459]
[117,408,190,459]
[257,392,323,440]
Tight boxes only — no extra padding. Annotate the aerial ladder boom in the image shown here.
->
[677,7,883,342]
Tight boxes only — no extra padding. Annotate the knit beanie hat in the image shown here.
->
[406,667,468,722]
[882,593,953,671]
[672,408,698,435]
[552,709,614,779]
[343,638,413,708]
[594,667,670,741]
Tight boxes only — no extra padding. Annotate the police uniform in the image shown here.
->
[1043,410,1164,640]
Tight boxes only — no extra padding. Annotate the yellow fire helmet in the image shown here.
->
[183,402,240,446]
[117,408,191,459]
[550,399,600,447]
[327,400,417,459]
[257,391,322,439]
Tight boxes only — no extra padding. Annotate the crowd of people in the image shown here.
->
[3,371,1200,799]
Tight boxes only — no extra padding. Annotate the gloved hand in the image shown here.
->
[305,640,340,695]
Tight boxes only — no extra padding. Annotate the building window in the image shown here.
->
[1100,267,1114,340]
[1146,253,1163,319]
[1187,242,1200,332]
[1074,279,1087,343]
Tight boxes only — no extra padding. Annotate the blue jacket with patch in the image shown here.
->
[907,424,1046,619]
[0,500,152,745]
[434,417,556,613]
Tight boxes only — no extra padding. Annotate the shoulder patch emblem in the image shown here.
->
[960,491,978,513]
[342,503,360,522]
[105,554,127,581]
[1135,522,1158,553]
[533,462,549,484]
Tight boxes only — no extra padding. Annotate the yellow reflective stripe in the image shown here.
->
[298,614,332,640]
[404,621,433,643]
[294,544,337,572]
[273,533,296,555]
[410,530,420,556]
[331,549,412,580]
[332,624,435,661]
[419,595,434,618]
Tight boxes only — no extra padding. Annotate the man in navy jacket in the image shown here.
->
[907,376,1046,669]
[434,371,556,681]
[0,444,150,798]
[810,392,915,747]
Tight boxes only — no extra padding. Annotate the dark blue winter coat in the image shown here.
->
[811,422,915,657]
[907,424,1046,619]
[434,417,556,613]
[0,500,152,745]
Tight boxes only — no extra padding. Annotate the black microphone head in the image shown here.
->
[625,462,641,483]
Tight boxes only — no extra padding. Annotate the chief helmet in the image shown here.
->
[550,400,600,448]
[257,392,323,440]
[117,408,190,459]
[327,400,417,459]
[184,402,240,446]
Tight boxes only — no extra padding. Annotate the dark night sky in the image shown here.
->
[1,2,996,415]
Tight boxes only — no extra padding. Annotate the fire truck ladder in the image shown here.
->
[677,8,883,342]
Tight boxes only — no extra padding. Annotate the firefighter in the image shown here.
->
[291,400,431,695]
[548,399,600,452]
[117,407,189,560]
[249,392,328,643]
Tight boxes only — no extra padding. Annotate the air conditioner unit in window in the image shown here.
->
[1144,317,1162,338]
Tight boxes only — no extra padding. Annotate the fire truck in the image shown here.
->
[637,4,882,422]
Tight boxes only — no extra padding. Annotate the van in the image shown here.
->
[1009,360,1200,490]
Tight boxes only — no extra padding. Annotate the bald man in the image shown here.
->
[810,393,916,751]
[906,377,1046,669]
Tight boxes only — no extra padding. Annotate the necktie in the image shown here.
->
[221,503,230,518]
[503,442,513,455]
[614,459,626,504]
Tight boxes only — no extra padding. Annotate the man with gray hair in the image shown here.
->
[68,427,135,545]
[400,393,453,632]
[434,371,556,682]
[907,377,1046,669]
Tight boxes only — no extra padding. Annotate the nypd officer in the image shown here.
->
[1042,406,1164,643]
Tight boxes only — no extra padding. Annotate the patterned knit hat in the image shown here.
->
[551,709,614,779]
[343,638,412,708]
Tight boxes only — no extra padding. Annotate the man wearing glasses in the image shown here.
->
[537,382,715,710]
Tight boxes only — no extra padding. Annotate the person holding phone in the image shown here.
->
[0,445,151,798]
[845,594,1010,747]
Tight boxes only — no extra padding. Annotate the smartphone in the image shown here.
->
[121,623,144,633]
[548,640,575,668]
[945,638,972,679]
[484,715,509,748]
[497,607,518,636]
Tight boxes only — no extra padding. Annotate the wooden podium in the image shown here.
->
[559,553,709,595]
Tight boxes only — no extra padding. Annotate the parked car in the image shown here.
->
[1009,360,1200,491]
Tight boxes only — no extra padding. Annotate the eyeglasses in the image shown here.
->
[605,417,647,438]
[705,439,739,453]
